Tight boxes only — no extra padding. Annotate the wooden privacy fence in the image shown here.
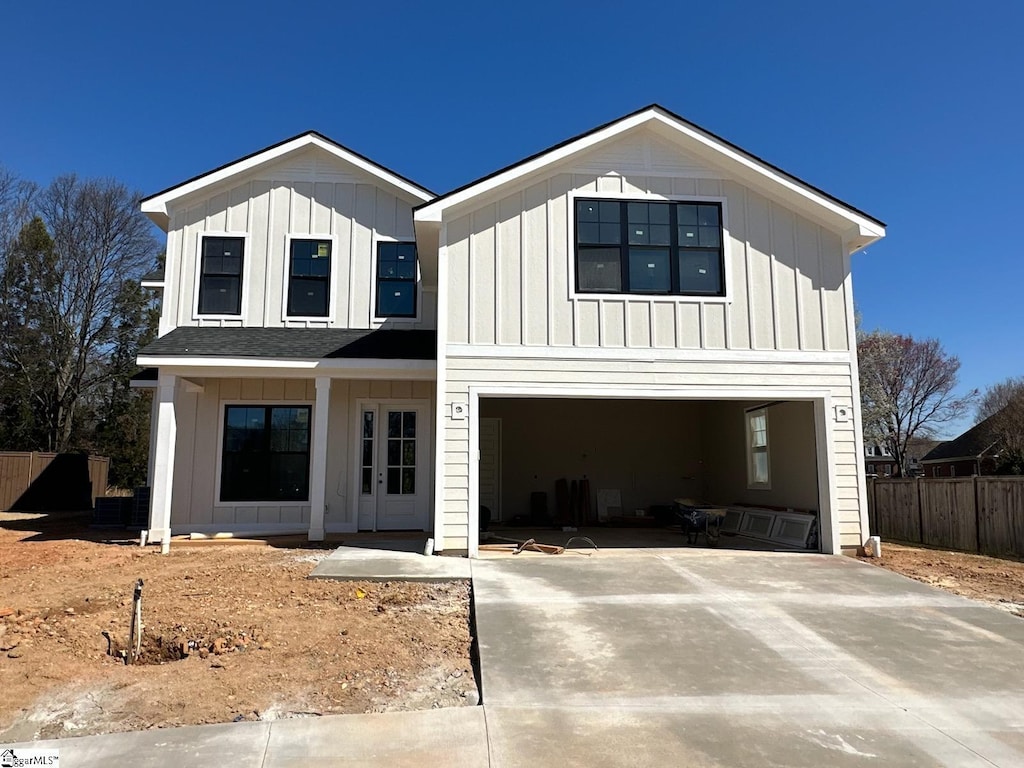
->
[867,477,1024,558]
[0,452,109,512]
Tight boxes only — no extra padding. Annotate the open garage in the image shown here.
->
[475,396,830,552]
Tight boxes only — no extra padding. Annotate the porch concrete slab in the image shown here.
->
[4,708,487,768]
[471,550,1024,767]
[308,545,470,581]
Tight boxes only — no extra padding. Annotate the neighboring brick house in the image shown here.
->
[864,438,938,477]
[922,415,1004,477]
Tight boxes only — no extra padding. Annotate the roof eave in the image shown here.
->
[414,105,885,244]
[141,132,435,225]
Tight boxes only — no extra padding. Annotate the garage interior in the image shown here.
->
[477,398,823,552]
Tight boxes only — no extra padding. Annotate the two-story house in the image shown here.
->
[137,105,885,556]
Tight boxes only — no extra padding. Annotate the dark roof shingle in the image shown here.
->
[140,327,436,360]
[922,414,1001,462]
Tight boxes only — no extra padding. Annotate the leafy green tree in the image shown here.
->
[0,217,61,449]
[91,276,161,487]
[0,175,158,457]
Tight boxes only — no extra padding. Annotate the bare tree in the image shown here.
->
[977,376,1024,473]
[858,331,976,476]
[0,166,37,264]
[0,176,158,452]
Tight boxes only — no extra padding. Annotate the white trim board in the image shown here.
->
[444,344,852,365]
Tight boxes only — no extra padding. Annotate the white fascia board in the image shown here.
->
[415,108,885,246]
[142,134,434,224]
[129,379,158,389]
[140,280,165,289]
[136,355,437,379]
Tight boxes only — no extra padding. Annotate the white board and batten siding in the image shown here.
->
[160,148,435,335]
[168,376,434,534]
[436,131,865,552]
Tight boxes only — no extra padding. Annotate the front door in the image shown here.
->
[356,401,431,531]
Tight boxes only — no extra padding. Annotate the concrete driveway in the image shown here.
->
[472,551,1024,767]
[8,550,1024,766]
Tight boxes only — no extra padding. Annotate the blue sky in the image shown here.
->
[2,1,1020,437]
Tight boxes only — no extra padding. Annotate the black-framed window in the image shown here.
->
[376,242,417,318]
[221,405,311,502]
[287,239,331,317]
[575,199,724,296]
[198,236,244,315]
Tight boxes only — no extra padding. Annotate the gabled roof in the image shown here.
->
[414,104,885,252]
[141,131,435,230]
[139,327,436,360]
[922,414,1001,463]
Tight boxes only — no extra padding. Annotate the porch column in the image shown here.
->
[308,376,331,541]
[148,373,177,547]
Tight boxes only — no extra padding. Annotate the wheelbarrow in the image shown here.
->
[674,499,727,546]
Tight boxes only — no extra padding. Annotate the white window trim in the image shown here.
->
[214,399,316,507]
[192,231,252,322]
[370,235,424,326]
[746,407,771,490]
[566,190,733,305]
[280,233,340,323]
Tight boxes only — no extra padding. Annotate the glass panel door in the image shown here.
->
[384,410,416,495]
[360,410,374,495]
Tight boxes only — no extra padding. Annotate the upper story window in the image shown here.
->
[376,242,417,318]
[198,236,244,315]
[575,199,724,297]
[287,239,331,317]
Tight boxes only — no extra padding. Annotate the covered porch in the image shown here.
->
[137,328,437,544]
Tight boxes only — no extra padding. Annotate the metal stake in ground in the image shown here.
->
[127,578,144,664]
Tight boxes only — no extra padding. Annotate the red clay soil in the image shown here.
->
[860,541,1024,617]
[0,513,475,742]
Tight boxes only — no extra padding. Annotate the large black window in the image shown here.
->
[221,405,311,502]
[198,236,244,315]
[376,242,417,318]
[287,239,331,317]
[575,199,724,296]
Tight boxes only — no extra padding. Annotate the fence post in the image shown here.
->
[974,476,981,554]
[916,477,924,544]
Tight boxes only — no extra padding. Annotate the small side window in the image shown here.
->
[746,408,770,489]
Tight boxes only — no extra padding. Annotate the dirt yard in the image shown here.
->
[0,513,475,742]
[862,542,1024,617]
